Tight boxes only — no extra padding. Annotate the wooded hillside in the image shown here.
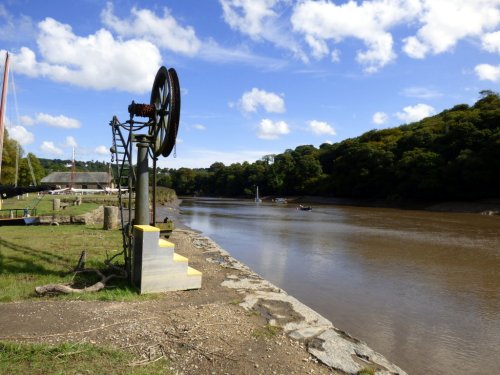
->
[167,92,500,200]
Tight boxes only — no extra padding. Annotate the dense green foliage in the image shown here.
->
[165,93,500,200]
[0,130,46,185]
[39,158,109,174]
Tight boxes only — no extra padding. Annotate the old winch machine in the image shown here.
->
[109,66,201,293]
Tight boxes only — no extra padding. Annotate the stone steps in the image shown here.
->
[132,225,202,293]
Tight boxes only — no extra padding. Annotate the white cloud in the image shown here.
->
[396,103,435,123]
[482,31,500,54]
[220,0,279,39]
[240,88,285,113]
[475,63,500,82]
[9,125,35,146]
[40,141,63,155]
[372,112,389,125]
[36,113,80,129]
[64,136,78,148]
[101,3,201,55]
[193,124,206,130]
[94,145,109,156]
[403,0,500,59]
[308,120,336,136]
[305,35,329,60]
[291,0,420,72]
[19,115,35,126]
[401,87,443,99]
[16,112,80,128]
[219,0,308,62]
[4,17,161,93]
[257,119,290,140]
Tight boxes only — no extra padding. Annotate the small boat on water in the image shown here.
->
[297,205,312,211]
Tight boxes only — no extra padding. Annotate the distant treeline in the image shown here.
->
[163,91,500,200]
[3,92,498,201]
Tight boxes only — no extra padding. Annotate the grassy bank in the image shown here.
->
[0,224,153,302]
[0,341,171,375]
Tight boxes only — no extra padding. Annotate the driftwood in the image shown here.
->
[35,259,127,296]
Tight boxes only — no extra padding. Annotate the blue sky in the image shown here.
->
[1,0,500,169]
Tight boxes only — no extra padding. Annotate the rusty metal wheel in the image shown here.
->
[149,66,178,157]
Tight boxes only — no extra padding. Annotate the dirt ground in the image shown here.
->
[0,229,338,375]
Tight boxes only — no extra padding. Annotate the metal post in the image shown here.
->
[134,139,149,225]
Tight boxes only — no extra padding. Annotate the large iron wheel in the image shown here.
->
[149,66,180,157]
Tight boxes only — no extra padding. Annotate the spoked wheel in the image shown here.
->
[149,66,181,157]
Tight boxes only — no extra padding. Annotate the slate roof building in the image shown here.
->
[41,172,114,190]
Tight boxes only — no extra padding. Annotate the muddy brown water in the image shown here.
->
[160,198,500,375]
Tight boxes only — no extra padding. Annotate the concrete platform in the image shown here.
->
[132,225,202,294]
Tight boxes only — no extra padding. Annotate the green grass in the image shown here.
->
[0,341,171,375]
[357,368,376,375]
[251,324,282,340]
[0,224,156,302]
[1,195,105,216]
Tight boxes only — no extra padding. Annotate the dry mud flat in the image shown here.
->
[0,229,406,375]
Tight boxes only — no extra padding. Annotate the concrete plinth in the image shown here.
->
[132,225,202,294]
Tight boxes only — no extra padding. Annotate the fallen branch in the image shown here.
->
[35,269,110,295]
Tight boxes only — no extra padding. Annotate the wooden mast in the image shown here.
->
[0,52,10,184]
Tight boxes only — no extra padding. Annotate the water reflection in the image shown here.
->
[169,198,500,375]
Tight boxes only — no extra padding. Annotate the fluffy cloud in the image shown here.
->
[372,112,389,125]
[193,124,206,130]
[257,119,289,139]
[475,63,500,82]
[22,113,80,129]
[396,103,435,123]
[403,0,500,59]
[8,125,35,146]
[101,3,201,55]
[482,31,500,54]
[220,0,279,38]
[240,88,285,113]
[5,17,161,93]
[291,0,420,72]
[290,1,500,71]
[219,0,308,61]
[40,141,63,155]
[308,120,336,136]
[94,145,109,156]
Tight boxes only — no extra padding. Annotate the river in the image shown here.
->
[167,198,500,375]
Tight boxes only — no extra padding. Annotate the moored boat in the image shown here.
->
[297,205,312,211]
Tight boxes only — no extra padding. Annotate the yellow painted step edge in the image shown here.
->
[134,225,160,232]
[159,239,175,248]
[173,253,188,262]
[187,267,202,276]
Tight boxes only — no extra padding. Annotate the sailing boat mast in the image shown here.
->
[0,52,10,184]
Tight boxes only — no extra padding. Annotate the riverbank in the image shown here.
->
[0,220,406,374]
